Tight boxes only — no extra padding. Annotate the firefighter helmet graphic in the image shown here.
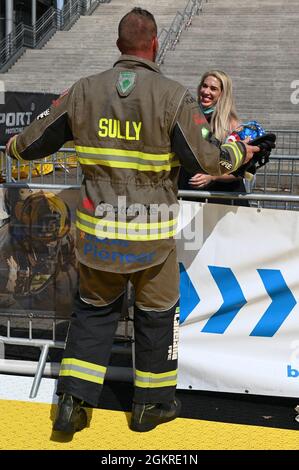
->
[19,191,71,241]
[4,189,75,298]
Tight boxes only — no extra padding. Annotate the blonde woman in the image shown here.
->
[179,70,248,204]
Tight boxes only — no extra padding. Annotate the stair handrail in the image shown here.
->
[157,0,204,66]
[0,1,110,71]
[0,23,24,69]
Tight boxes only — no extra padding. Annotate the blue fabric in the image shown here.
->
[199,103,215,116]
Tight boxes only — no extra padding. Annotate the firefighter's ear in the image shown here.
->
[152,36,158,62]
[116,38,122,53]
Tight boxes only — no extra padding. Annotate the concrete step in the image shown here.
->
[2,0,298,130]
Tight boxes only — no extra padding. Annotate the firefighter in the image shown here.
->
[7,8,261,434]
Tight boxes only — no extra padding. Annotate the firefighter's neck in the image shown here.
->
[119,37,158,63]
[130,50,155,62]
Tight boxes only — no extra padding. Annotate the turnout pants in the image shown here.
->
[56,249,180,407]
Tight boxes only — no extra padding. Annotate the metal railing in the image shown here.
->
[0,147,82,186]
[270,129,299,156]
[178,189,299,211]
[0,311,133,398]
[1,174,299,397]
[2,153,299,210]
[0,1,110,71]
[1,7,57,71]
[255,154,299,196]
[157,0,204,66]
[2,131,299,199]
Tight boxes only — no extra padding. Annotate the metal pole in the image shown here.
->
[29,344,49,398]
[5,152,12,183]
[0,358,133,382]
[31,0,36,47]
[56,0,64,30]
[5,0,13,59]
[5,0,13,37]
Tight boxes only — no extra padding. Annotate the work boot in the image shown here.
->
[53,393,87,433]
[130,398,181,432]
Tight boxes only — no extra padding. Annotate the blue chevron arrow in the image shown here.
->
[250,269,297,337]
[179,263,200,324]
[201,266,247,334]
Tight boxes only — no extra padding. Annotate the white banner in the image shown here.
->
[176,201,299,397]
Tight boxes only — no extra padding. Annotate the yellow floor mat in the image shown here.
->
[0,400,298,450]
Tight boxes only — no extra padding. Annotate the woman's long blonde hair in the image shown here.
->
[198,70,239,142]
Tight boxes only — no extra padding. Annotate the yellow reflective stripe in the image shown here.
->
[59,369,104,384]
[59,358,106,385]
[170,153,180,168]
[222,143,243,171]
[134,369,178,389]
[76,146,177,172]
[77,210,177,230]
[76,146,175,160]
[62,358,106,373]
[11,137,24,161]
[134,379,177,388]
[76,209,177,240]
[76,220,176,241]
[78,158,172,172]
[233,142,243,169]
[136,369,177,378]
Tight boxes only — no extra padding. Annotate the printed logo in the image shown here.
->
[184,93,196,105]
[52,89,69,107]
[116,71,136,97]
[168,309,180,360]
[193,113,207,125]
[201,126,210,139]
[290,80,299,105]
[220,160,233,170]
[287,365,299,378]
[82,197,95,212]
[180,265,297,337]
[0,111,33,136]
[36,108,50,120]
[179,263,200,324]
[82,234,156,265]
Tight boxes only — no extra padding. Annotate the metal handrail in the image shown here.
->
[0,7,57,69]
[23,8,57,48]
[157,0,204,66]
[2,142,299,198]
[0,23,24,67]
[0,309,133,397]
[0,1,110,70]
[1,174,299,204]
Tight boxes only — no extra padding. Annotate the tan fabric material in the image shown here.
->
[14,55,246,274]
[79,248,179,311]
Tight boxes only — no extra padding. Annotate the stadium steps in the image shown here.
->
[2,0,297,130]
[1,0,188,94]
[161,0,299,130]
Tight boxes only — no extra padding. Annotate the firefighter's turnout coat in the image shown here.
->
[9,56,248,407]
[10,56,246,274]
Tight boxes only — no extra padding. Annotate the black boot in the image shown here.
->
[53,394,87,433]
[130,398,181,432]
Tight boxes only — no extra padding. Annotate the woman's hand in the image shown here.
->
[189,173,214,188]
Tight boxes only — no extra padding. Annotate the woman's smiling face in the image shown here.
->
[199,75,222,108]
